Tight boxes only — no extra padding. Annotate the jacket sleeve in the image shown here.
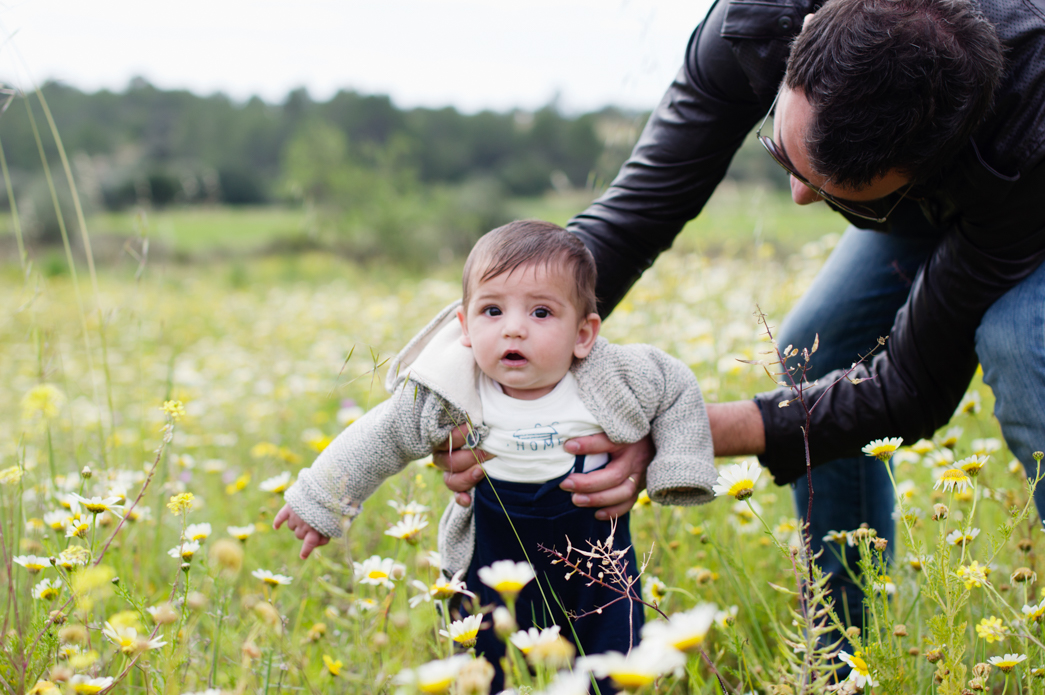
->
[283,384,457,538]
[756,157,1045,485]
[607,344,718,506]
[568,0,794,316]
[645,348,718,506]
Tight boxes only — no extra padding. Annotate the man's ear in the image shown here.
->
[457,308,472,348]
[573,313,601,359]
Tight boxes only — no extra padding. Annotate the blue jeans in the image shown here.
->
[779,225,1045,627]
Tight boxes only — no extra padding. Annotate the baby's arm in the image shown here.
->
[625,345,717,505]
[277,382,450,558]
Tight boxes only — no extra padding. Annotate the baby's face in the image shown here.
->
[457,263,599,400]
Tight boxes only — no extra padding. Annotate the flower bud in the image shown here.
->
[49,667,73,683]
[390,611,409,630]
[893,624,908,637]
[209,538,244,576]
[968,677,986,691]
[150,603,178,625]
[932,504,949,521]
[926,649,943,664]
[372,631,390,649]
[873,538,889,552]
[456,656,495,695]
[58,625,89,645]
[972,663,992,678]
[908,647,920,657]
[845,626,861,639]
[1011,567,1036,583]
[80,466,92,479]
[492,606,517,640]
[1019,538,1034,553]
[241,641,262,660]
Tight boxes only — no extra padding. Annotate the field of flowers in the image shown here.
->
[0,225,1038,695]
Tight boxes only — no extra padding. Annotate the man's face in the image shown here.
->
[772,86,911,207]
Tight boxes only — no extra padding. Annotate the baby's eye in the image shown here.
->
[533,307,551,319]
[482,306,502,317]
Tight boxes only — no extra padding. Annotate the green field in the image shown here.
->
[0,194,1035,695]
[1,184,844,263]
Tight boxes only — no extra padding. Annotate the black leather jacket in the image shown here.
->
[568,0,1045,485]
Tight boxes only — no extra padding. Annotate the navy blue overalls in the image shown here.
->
[464,455,643,691]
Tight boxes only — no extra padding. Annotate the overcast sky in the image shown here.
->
[0,0,716,114]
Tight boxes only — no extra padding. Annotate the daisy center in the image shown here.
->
[727,479,754,497]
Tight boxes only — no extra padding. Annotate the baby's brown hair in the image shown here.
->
[462,220,598,317]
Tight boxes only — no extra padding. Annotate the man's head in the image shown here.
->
[457,220,600,399]
[785,0,1003,190]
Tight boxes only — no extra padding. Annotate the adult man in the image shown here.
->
[440,0,1045,635]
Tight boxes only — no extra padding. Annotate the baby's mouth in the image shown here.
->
[501,350,527,366]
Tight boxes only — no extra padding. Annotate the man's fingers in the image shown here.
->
[432,447,491,474]
[563,432,615,456]
[454,491,473,507]
[561,455,635,494]
[593,499,639,521]
[433,425,471,453]
[570,481,640,511]
[443,464,486,493]
[273,505,291,530]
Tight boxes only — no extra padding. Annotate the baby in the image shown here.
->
[276,220,716,679]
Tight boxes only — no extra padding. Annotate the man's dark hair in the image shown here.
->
[785,0,1004,188]
[462,220,598,317]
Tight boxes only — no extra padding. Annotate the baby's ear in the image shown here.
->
[574,313,601,359]
[457,308,472,347]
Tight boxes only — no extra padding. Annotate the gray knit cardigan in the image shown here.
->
[284,301,717,576]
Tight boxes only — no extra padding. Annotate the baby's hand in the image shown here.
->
[273,504,330,559]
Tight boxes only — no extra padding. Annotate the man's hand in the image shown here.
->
[273,504,330,559]
[561,434,654,520]
[433,425,493,507]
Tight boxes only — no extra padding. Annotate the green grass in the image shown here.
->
[88,206,311,253]
[0,184,845,263]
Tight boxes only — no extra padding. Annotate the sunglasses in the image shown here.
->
[756,91,910,224]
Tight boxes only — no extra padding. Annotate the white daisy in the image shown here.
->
[259,471,292,493]
[712,459,762,500]
[989,653,1027,673]
[384,514,429,544]
[477,559,535,599]
[252,569,293,586]
[13,555,51,574]
[354,555,400,589]
[861,437,903,460]
[439,614,483,648]
[839,650,878,688]
[183,522,212,542]
[641,603,717,652]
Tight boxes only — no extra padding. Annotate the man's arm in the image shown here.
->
[757,158,1045,484]
[568,0,771,316]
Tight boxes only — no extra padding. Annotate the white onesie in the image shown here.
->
[477,371,610,483]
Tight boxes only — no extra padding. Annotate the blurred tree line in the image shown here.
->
[0,78,783,263]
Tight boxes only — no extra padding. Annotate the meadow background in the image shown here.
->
[0,82,1037,695]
